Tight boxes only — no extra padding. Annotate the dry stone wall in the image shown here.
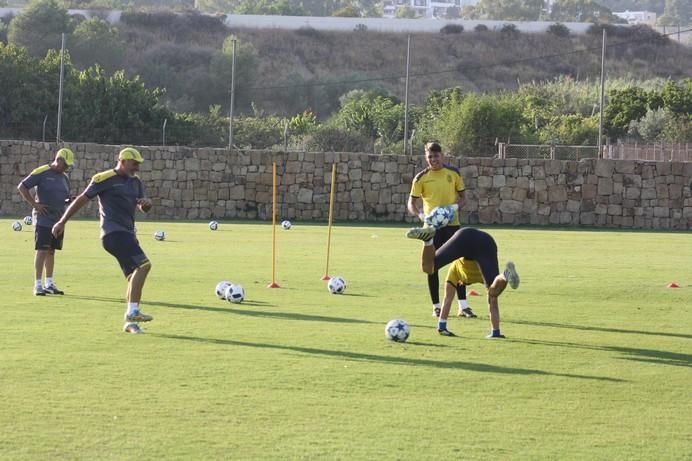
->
[2,140,692,230]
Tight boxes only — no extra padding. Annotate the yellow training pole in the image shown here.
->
[321,163,337,281]
[267,161,280,288]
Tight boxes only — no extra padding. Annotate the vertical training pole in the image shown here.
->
[267,162,280,288]
[321,163,337,281]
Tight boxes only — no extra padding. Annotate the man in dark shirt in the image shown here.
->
[18,148,74,296]
[53,147,154,334]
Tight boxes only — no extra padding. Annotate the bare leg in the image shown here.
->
[34,250,48,281]
[439,282,457,322]
[127,263,151,303]
[488,295,500,331]
[421,245,435,274]
[44,250,55,278]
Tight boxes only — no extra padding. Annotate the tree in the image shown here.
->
[396,6,417,19]
[550,0,623,23]
[235,0,306,15]
[660,0,691,26]
[660,79,692,116]
[472,0,545,21]
[8,0,73,57]
[603,86,652,139]
[333,6,361,17]
[208,34,258,113]
[70,17,125,73]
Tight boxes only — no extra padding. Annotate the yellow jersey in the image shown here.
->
[446,258,484,286]
[410,166,465,226]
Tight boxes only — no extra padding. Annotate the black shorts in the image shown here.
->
[433,225,460,250]
[434,228,499,287]
[102,231,150,278]
[35,225,63,251]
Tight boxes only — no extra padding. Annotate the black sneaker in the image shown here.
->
[406,227,436,242]
[438,329,456,337]
[458,307,477,318]
[44,285,64,295]
[123,323,143,334]
[33,287,47,296]
[486,333,506,339]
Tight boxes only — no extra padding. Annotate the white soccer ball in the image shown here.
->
[215,281,232,299]
[425,206,455,230]
[224,283,245,304]
[209,220,218,231]
[154,230,166,241]
[327,276,346,294]
[281,220,292,230]
[23,215,33,225]
[385,319,410,342]
[12,221,22,232]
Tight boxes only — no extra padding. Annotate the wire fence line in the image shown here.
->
[498,142,692,162]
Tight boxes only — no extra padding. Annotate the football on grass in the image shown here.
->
[327,276,346,294]
[224,283,245,304]
[385,319,410,342]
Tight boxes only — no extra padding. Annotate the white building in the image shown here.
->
[383,0,480,19]
[613,10,657,26]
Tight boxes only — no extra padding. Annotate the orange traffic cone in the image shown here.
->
[468,289,481,296]
[667,282,680,288]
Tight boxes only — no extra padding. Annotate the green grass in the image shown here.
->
[1,218,691,460]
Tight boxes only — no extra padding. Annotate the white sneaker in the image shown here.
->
[125,310,154,322]
[406,227,436,241]
[432,307,441,317]
[503,262,520,289]
[123,323,143,334]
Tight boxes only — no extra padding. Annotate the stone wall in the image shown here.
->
[2,140,692,229]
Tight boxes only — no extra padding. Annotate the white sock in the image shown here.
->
[35,279,43,289]
[433,303,441,310]
[127,302,139,316]
[458,299,469,310]
[424,239,434,246]
[45,277,54,287]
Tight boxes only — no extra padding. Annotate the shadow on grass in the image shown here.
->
[512,338,692,368]
[506,319,692,340]
[67,295,377,325]
[151,333,624,381]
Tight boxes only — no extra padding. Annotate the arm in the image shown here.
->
[456,190,465,210]
[17,183,48,215]
[407,196,425,222]
[52,193,89,237]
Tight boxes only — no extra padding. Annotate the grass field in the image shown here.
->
[1,218,691,460]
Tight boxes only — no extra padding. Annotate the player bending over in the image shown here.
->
[407,226,519,339]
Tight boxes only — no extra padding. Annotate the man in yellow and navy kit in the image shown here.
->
[407,142,473,318]
[52,147,154,334]
[17,148,75,296]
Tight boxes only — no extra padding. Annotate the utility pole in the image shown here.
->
[228,39,237,150]
[598,28,607,158]
[403,34,411,155]
[56,33,66,144]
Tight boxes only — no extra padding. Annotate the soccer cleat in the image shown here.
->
[125,310,153,323]
[503,261,520,289]
[33,287,47,296]
[458,307,477,318]
[486,332,506,339]
[438,328,456,337]
[44,285,64,295]
[432,307,441,318]
[123,323,143,334]
[406,227,436,241]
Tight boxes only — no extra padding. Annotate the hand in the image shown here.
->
[52,221,65,238]
[137,197,152,212]
[34,202,48,215]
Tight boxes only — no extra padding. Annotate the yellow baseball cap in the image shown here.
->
[56,148,75,166]
[118,147,144,163]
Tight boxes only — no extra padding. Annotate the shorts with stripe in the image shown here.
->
[102,231,150,278]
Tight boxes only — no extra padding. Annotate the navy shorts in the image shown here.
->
[35,225,63,251]
[434,228,500,287]
[102,231,150,278]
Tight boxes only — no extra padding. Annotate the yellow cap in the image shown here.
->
[56,148,75,166]
[118,147,144,163]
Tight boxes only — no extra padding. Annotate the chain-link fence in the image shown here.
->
[498,143,599,160]
[605,142,692,162]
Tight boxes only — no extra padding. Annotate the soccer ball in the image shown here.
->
[224,283,245,304]
[281,220,291,230]
[425,205,455,230]
[385,319,410,342]
[327,276,346,294]
[215,281,232,299]
[12,221,22,232]
[23,216,33,225]
[209,220,218,231]
[154,230,166,241]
